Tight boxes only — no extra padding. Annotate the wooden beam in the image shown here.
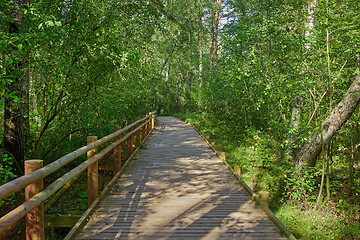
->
[25,160,44,240]
[126,127,134,159]
[113,126,122,175]
[135,123,141,146]
[87,136,98,208]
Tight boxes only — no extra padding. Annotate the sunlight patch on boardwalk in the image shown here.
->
[73,117,286,240]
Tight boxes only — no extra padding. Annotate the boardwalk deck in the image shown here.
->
[72,116,287,240]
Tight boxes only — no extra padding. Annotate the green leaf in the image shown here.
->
[13,96,20,103]
[47,20,54,27]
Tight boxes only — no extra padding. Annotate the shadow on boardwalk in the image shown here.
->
[74,117,285,240]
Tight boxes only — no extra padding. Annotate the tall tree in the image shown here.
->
[286,0,317,161]
[210,0,221,69]
[198,12,203,88]
[3,0,30,174]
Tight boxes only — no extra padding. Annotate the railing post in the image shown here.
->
[136,123,141,146]
[127,127,134,159]
[25,160,44,240]
[234,166,241,177]
[142,119,146,142]
[147,112,151,135]
[87,136,98,207]
[259,191,270,207]
[151,112,155,129]
[113,127,122,176]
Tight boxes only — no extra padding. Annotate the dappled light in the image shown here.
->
[1,0,359,239]
[74,117,285,240]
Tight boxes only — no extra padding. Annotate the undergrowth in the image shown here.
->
[174,112,360,240]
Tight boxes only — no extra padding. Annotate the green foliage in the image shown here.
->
[0,153,17,207]
[284,168,317,202]
[0,0,171,163]
[0,154,16,183]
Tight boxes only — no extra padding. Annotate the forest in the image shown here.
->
[0,0,359,239]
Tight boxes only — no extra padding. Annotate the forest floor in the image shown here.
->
[174,112,360,240]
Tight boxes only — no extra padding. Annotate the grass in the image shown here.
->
[174,111,360,240]
[276,200,360,239]
[277,203,338,239]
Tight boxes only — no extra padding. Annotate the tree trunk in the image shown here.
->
[305,0,317,51]
[296,73,360,168]
[4,0,30,175]
[287,0,317,161]
[198,14,203,88]
[159,32,180,75]
[210,0,221,69]
[188,31,192,88]
[286,98,301,161]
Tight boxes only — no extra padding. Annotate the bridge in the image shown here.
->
[0,113,295,240]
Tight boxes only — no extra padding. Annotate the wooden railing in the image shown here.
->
[0,111,156,239]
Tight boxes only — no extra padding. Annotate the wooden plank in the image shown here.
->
[113,126,122,175]
[75,232,286,240]
[82,222,277,227]
[87,136,99,208]
[25,160,44,240]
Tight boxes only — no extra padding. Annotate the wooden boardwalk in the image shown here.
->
[72,117,287,240]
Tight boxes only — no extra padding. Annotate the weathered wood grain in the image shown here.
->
[73,117,286,240]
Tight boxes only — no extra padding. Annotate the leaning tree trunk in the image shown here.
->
[296,73,360,168]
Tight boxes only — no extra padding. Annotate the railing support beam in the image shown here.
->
[142,120,146,142]
[25,160,44,240]
[259,191,270,207]
[127,127,134,159]
[87,136,98,207]
[147,112,151,135]
[136,123,141,146]
[151,112,155,129]
[113,127,122,175]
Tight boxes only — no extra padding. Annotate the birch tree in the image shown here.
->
[296,73,360,168]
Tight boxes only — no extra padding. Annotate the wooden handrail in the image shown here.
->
[0,112,156,201]
[64,117,155,240]
[0,112,156,238]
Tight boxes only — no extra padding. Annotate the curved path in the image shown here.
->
[73,116,286,240]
